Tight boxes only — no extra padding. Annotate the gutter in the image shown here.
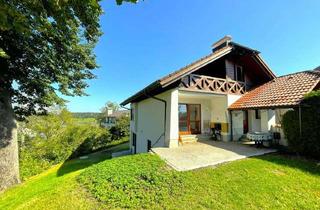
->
[120,81,161,106]
[120,105,131,111]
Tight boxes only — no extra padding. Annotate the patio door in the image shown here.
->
[179,104,201,135]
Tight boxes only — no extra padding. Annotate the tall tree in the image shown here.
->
[0,0,137,191]
[101,101,120,113]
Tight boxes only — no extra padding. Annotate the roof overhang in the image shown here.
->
[228,104,299,111]
[120,42,276,106]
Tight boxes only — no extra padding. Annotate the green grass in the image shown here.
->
[79,153,320,209]
[1,147,320,210]
[73,117,99,126]
[0,142,129,210]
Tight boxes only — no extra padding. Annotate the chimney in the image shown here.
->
[211,35,232,52]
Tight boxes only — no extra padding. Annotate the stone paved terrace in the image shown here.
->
[152,140,276,171]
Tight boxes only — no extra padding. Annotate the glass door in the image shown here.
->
[179,104,201,134]
[189,104,201,134]
[178,104,189,134]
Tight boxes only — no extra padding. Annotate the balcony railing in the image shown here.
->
[179,74,246,95]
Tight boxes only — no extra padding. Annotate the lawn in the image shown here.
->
[0,142,129,210]
[73,117,99,126]
[1,147,320,210]
[79,153,320,209]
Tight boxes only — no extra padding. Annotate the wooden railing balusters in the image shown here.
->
[179,74,245,94]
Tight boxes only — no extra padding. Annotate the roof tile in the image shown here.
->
[229,70,320,110]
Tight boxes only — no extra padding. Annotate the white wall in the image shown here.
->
[227,94,242,106]
[228,95,242,141]
[260,109,275,132]
[167,89,179,148]
[130,89,179,153]
[248,110,261,132]
[210,97,228,123]
[231,110,244,140]
[135,96,165,153]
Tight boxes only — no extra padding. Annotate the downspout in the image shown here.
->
[230,110,233,141]
[143,90,167,147]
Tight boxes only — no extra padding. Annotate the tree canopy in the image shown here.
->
[0,0,137,117]
[0,0,137,190]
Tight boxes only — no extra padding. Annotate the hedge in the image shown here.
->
[282,90,320,159]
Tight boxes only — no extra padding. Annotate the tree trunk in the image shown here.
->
[0,88,20,191]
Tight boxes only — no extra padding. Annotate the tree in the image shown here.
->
[98,101,120,125]
[282,90,320,158]
[0,0,137,191]
[110,115,130,139]
[101,101,120,113]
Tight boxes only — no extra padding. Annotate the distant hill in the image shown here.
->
[72,112,102,118]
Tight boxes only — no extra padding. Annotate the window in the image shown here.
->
[255,110,261,119]
[235,65,245,82]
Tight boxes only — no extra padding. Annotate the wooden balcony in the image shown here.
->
[179,74,246,95]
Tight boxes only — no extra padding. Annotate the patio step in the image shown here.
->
[180,135,198,144]
[196,134,212,141]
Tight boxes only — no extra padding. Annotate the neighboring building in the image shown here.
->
[100,109,130,128]
[121,36,320,154]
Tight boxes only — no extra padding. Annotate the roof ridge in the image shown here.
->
[277,69,314,78]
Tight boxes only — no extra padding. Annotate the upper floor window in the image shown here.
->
[235,65,245,82]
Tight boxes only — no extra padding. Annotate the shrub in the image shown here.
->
[282,90,320,159]
[109,115,130,140]
[18,109,113,180]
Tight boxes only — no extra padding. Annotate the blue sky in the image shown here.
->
[66,0,320,112]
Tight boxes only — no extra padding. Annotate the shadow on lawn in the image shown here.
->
[252,153,320,176]
[56,142,129,177]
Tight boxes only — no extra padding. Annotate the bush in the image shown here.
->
[282,90,320,159]
[109,115,130,140]
[18,109,113,180]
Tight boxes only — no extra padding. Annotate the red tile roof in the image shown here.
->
[229,70,320,110]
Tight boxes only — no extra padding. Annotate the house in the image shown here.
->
[121,36,320,154]
[100,109,130,128]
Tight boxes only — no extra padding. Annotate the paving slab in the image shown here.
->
[152,140,276,171]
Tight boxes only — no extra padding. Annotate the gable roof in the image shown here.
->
[229,70,320,110]
[120,38,275,106]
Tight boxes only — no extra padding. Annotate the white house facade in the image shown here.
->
[121,36,320,154]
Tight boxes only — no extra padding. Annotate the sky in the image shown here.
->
[66,0,320,112]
